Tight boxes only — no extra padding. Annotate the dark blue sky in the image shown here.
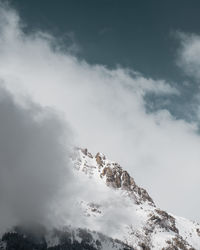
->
[11,0,200,120]
[11,1,200,81]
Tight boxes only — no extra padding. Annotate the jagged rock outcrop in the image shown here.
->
[72,148,200,250]
[1,147,199,250]
[79,149,155,206]
[148,209,179,234]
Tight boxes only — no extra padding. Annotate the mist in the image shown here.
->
[0,1,200,222]
[0,84,75,233]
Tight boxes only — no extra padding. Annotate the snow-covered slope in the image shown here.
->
[1,147,200,250]
[71,147,200,250]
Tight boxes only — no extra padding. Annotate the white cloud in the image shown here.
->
[0,84,75,233]
[0,3,200,222]
[176,31,200,81]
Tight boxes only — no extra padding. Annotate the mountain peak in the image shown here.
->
[75,147,155,206]
[1,147,200,249]
[71,147,200,250]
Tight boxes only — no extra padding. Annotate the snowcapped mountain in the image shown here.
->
[1,147,200,250]
[70,148,200,250]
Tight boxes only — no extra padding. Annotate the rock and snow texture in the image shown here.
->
[71,147,200,250]
[0,147,200,250]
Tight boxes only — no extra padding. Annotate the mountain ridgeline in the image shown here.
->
[0,148,200,250]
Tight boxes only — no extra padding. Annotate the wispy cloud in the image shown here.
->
[176,31,200,81]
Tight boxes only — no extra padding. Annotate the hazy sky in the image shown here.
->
[1,0,200,222]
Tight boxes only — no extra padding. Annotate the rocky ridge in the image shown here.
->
[71,147,200,250]
[0,147,200,250]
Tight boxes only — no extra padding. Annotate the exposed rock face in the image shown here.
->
[1,147,199,250]
[196,228,200,237]
[72,148,200,250]
[94,151,154,206]
[162,236,195,250]
[148,209,179,234]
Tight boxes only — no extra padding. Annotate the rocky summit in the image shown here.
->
[1,147,200,250]
[71,148,200,250]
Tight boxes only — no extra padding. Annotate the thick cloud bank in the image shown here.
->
[0,2,200,221]
[0,85,74,233]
